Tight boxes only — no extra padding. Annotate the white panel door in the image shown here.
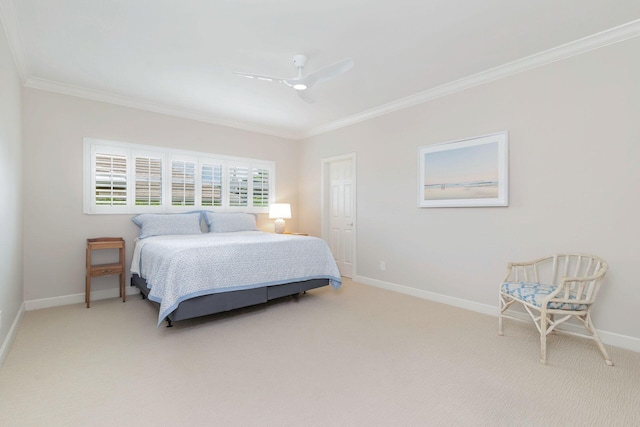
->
[328,159,354,278]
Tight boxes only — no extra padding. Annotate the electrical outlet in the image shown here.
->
[379,261,386,271]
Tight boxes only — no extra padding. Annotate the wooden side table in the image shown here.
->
[86,237,126,308]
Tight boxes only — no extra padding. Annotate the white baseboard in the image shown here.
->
[354,275,498,315]
[354,274,640,354]
[0,303,25,368]
[24,286,141,311]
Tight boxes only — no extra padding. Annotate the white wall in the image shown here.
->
[22,89,299,302]
[298,37,640,342]
[0,18,23,352]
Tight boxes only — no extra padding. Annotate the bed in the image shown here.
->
[129,212,342,326]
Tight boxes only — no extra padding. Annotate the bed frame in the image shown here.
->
[131,274,330,326]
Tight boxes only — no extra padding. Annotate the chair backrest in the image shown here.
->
[509,254,608,304]
[548,254,604,281]
[544,254,608,304]
[552,254,607,303]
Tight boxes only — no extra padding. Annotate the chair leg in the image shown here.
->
[585,314,614,366]
[539,313,547,364]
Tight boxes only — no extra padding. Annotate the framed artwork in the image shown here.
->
[418,131,508,207]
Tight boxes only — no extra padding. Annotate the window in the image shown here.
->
[171,160,196,206]
[229,165,249,207]
[94,153,127,207]
[253,168,270,208]
[135,156,163,206]
[201,163,223,207]
[84,138,275,214]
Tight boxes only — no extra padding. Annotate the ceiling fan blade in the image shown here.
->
[235,56,353,98]
[301,58,354,89]
[297,91,315,104]
[233,71,283,83]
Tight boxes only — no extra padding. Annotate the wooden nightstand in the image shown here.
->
[86,237,126,308]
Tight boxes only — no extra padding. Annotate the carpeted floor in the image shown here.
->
[1,279,639,426]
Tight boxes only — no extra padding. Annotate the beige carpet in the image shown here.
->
[1,279,639,426]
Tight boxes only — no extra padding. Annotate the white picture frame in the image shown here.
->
[418,131,509,208]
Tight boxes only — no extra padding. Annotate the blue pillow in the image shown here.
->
[204,212,258,233]
[132,212,202,239]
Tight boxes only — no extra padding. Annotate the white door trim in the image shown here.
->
[321,152,357,278]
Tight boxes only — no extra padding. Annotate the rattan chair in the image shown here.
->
[498,254,612,365]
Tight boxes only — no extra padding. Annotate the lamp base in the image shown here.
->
[274,218,286,234]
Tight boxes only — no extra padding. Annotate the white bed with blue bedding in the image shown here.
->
[130,212,342,326]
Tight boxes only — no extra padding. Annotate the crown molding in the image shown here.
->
[23,76,303,140]
[302,18,640,139]
[0,0,30,82]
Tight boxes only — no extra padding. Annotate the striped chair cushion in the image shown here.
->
[501,282,588,311]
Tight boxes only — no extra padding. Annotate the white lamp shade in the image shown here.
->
[269,203,291,219]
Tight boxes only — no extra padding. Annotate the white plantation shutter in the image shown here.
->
[252,167,270,207]
[229,165,249,207]
[171,160,196,206]
[135,156,163,206]
[94,153,127,206]
[84,138,274,213]
[201,163,223,207]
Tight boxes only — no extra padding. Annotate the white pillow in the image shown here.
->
[204,212,258,233]
[132,212,203,239]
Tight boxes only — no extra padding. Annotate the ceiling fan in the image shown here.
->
[234,54,354,102]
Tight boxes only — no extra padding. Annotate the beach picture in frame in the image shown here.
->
[418,131,508,207]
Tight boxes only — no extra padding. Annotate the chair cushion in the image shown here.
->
[501,282,588,310]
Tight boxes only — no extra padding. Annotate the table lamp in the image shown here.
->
[268,203,291,234]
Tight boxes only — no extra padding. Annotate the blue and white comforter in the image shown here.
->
[131,231,342,325]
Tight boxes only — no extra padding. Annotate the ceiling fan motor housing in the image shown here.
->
[293,54,308,69]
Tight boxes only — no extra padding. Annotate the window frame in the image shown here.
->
[83,138,275,214]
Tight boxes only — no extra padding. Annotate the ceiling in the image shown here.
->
[2,0,640,139]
